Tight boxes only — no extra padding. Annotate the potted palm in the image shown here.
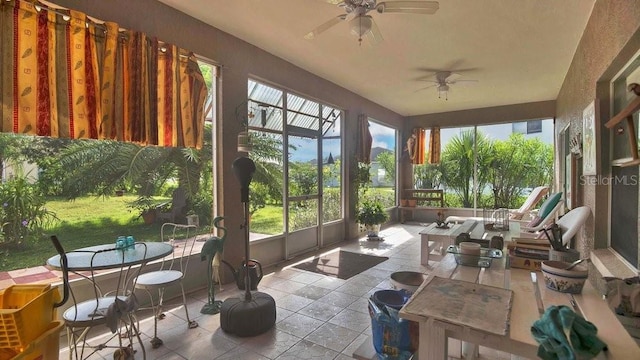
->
[356,200,389,239]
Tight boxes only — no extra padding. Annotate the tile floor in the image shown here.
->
[55,223,470,359]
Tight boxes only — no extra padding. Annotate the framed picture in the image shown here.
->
[582,100,597,175]
[565,153,576,210]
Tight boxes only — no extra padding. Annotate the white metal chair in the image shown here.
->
[134,223,198,349]
[51,236,148,360]
[552,205,591,247]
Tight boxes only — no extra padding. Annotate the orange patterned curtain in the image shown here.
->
[0,0,206,148]
[428,126,441,164]
[408,127,425,164]
[356,114,372,164]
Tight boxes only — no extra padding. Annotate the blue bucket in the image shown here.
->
[371,289,411,310]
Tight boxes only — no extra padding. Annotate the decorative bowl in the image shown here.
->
[541,260,588,294]
[390,271,425,293]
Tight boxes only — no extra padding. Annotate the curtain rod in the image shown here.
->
[14,0,185,51]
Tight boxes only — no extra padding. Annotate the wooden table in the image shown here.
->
[400,253,640,359]
[419,223,461,266]
[419,221,521,266]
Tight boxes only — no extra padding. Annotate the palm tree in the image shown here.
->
[53,124,212,200]
[440,129,493,208]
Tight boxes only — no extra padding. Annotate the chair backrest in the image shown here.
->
[516,186,549,214]
[160,222,198,275]
[556,206,591,247]
[50,236,148,325]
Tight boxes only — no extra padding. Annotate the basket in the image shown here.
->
[0,284,60,350]
[0,321,63,360]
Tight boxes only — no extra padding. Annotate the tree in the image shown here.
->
[489,134,553,208]
[376,150,396,184]
[440,130,493,208]
[248,131,284,204]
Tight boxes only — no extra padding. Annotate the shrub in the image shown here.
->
[0,176,57,245]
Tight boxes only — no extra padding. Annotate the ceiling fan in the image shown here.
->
[416,71,478,100]
[305,0,439,45]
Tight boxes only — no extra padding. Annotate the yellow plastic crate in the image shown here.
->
[0,285,60,350]
[0,321,63,360]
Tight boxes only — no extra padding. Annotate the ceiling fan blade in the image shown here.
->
[304,15,346,40]
[415,84,438,92]
[376,1,439,14]
[447,72,463,82]
[449,79,479,85]
[364,17,384,45]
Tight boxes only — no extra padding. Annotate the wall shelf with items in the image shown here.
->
[605,83,640,167]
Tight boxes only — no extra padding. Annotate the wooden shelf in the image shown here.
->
[607,85,640,166]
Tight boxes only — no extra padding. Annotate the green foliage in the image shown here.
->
[356,199,388,226]
[418,130,553,209]
[249,131,284,204]
[376,151,396,184]
[322,188,341,222]
[0,176,57,246]
[289,162,318,196]
[127,196,157,213]
[249,182,270,215]
[413,162,442,189]
[440,129,493,208]
[289,200,317,231]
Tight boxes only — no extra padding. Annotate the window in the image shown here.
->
[527,120,543,134]
[413,120,553,210]
[246,79,343,239]
[610,51,640,268]
[366,120,396,209]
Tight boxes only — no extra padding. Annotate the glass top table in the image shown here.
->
[47,242,173,271]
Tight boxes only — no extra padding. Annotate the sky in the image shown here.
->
[288,118,553,163]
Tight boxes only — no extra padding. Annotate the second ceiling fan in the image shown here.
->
[305,0,439,45]
[416,71,478,100]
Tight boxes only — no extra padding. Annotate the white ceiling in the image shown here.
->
[157,0,595,116]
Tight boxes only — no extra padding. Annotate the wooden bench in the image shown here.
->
[399,189,444,223]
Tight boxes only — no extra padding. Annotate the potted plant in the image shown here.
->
[356,200,389,239]
[127,196,158,225]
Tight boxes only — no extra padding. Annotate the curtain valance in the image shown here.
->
[0,0,206,148]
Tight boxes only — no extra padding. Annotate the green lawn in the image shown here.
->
[0,195,212,272]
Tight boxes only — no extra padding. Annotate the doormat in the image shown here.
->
[293,250,389,280]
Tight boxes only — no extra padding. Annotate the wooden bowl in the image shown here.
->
[390,271,425,293]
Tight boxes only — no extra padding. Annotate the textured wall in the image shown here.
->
[555,0,640,278]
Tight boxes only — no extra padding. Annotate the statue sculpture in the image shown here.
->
[200,216,226,314]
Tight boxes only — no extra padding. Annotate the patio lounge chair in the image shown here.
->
[446,185,550,224]
[519,192,563,233]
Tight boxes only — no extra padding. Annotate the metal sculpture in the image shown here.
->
[200,216,226,314]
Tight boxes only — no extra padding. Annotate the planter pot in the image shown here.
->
[186,214,199,227]
[141,210,156,225]
[365,224,381,238]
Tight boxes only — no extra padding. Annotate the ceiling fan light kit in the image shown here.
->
[306,0,439,45]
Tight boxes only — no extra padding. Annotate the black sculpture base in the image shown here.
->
[220,291,276,337]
